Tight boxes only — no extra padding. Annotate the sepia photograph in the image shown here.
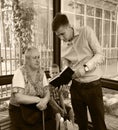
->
[0,0,118,130]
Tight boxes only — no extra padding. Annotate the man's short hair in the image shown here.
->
[52,13,69,32]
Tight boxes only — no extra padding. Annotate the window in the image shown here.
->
[0,0,53,101]
[95,18,102,44]
[0,0,53,75]
[62,1,118,81]
[86,6,94,16]
[96,8,102,18]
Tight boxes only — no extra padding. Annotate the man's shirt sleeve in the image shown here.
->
[85,26,104,71]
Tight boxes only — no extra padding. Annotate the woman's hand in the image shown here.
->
[36,98,47,111]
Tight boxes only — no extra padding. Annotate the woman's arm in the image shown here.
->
[60,93,67,114]
[69,108,75,123]
[12,91,41,104]
[11,68,41,105]
[49,97,64,116]
[43,85,50,103]
[36,85,50,110]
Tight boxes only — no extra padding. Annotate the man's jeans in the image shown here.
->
[70,79,107,130]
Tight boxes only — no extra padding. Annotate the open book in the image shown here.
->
[49,66,74,87]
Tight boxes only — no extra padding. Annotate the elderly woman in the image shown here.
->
[9,46,56,130]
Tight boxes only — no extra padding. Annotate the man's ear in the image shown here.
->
[67,24,72,29]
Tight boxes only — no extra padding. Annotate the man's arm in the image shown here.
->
[85,26,105,71]
[72,26,104,78]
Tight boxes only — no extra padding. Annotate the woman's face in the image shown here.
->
[28,50,40,70]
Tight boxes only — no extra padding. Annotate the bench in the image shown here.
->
[0,111,11,130]
[0,75,13,130]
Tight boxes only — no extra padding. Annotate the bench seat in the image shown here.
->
[0,111,11,130]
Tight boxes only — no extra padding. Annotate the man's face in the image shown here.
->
[28,50,40,70]
[56,25,72,42]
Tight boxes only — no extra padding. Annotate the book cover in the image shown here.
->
[49,66,74,87]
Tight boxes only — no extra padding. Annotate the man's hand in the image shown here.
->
[72,73,78,79]
[72,65,85,79]
[36,98,47,111]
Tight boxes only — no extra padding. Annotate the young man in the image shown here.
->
[52,13,107,130]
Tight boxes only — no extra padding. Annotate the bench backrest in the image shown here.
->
[0,75,13,102]
[0,75,13,86]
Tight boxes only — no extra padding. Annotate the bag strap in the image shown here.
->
[42,111,45,130]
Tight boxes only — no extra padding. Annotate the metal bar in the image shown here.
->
[0,86,3,98]
[53,0,61,68]
[4,44,7,75]
[101,78,118,90]
[10,44,12,74]
[14,45,17,70]
[0,43,2,75]
[0,75,13,86]
[42,111,45,130]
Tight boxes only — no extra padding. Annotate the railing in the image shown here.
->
[101,78,118,90]
[0,75,13,130]
[0,75,13,102]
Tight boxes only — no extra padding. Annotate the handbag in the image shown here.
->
[20,103,42,125]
